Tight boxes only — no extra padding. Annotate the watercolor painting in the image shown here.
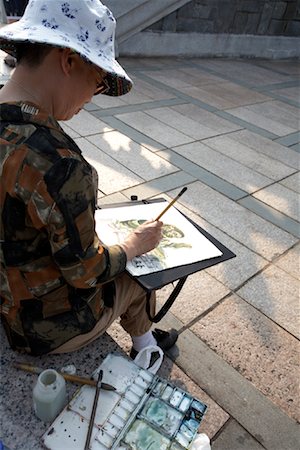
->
[95,202,223,276]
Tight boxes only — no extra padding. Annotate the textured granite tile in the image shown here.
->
[59,122,80,139]
[156,149,247,200]
[270,86,300,103]
[226,101,298,136]
[92,94,126,109]
[155,271,230,325]
[121,172,196,200]
[86,131,178,180]
[212,419,265,450]
[275,131,300,147]
[237,265,300,338]
[191,295,300,422]
[107,321,229,440]
[115,111,194,147]
[97,192,128,206]
[98,116,165,152]
[66,109,114,136]
[176,203,268,290]
[225,129,299,169]
[179,66,225,86]
[194,59,294,86]
[167,181,298,260]
[216,111,279,140]
[0,326,121,450]
[253,60,300,76]
[74,137,143,194]
[253,183,300,222]
[178,82,269,110]
[203,135,296,181]
[238,196,300,238]
[122,74,176,103]
[172,141,272,193]
[145,107,222,140]
[173,103,242,134]
[274,243,300,280]
[290,143,300,152]
[142,68,223,90]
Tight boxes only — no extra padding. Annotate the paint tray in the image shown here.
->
[42,353,207,449]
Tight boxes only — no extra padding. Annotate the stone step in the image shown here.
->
[104,0,192,43]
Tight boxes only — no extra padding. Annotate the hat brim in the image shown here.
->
[0,26,132,97]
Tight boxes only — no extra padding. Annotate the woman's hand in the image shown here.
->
[120,220,163,261]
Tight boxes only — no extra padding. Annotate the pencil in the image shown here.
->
[155,187,187,221]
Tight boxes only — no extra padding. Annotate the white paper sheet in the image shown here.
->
[95,203,222,276]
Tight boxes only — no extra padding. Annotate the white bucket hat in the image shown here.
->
[0,0,133,96]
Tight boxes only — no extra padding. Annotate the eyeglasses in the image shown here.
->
[70,51,110,96]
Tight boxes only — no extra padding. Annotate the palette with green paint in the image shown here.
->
[42,353,207,450]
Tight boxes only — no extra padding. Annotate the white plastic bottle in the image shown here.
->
[33,369,66,422]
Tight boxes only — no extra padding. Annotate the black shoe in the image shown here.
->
[130,328,178,359]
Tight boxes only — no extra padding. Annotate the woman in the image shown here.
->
[0,0,178,357]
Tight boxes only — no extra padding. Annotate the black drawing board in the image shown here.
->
[97,198,236,292]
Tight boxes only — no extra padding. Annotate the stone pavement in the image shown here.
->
[0,56,299,450]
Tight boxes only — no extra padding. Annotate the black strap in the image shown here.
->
[145,276,188,323]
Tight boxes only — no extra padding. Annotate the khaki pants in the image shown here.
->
[53,273,156,353]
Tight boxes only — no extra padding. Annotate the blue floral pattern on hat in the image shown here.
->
[0,0,133,96]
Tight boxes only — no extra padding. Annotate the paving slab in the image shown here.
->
[193,59,295,87]
[171,141,273,193]
[121,172,196,200]
[145,106,222,140]
[227,129,299,169]
[157,149,247,200]
[175,203,269,291]
[190,295,300,423]
[172,103,242,134]
[253,183,300,222]
[141,67,224,90]
[74,137,143,194]
[159,311,300,450]
[64,109,114,136]
[212,419,265,450]
[86,131,178,180]
[225,103,297,136]
[238,196,300,238]
[178,81,270,110]
[155,270,230,324]
[115,110,195,147]
[274,242,300,280]
[269,86,300,103]
[170,181,298,260]
[203,135,296,181]
[237,265,300,338]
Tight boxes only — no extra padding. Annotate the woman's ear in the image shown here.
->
[59,48,76,76]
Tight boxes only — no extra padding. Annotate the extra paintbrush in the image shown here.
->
[13,362,115,391]
[84,369,103,450]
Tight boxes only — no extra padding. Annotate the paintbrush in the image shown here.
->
[84,369,103,450]
[13,362,115,391]
[155,187,187,221]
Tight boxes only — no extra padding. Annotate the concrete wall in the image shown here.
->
[148,0,300,37]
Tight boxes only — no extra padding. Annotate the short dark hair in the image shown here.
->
[15,42,53,66]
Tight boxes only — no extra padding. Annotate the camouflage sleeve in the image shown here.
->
[32,156,127,289]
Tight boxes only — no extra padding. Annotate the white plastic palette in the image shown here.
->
[42,353,207,450]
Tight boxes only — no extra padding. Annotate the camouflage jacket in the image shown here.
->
[0,102,127,355]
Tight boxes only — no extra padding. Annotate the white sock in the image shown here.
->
[132,330,157,352]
